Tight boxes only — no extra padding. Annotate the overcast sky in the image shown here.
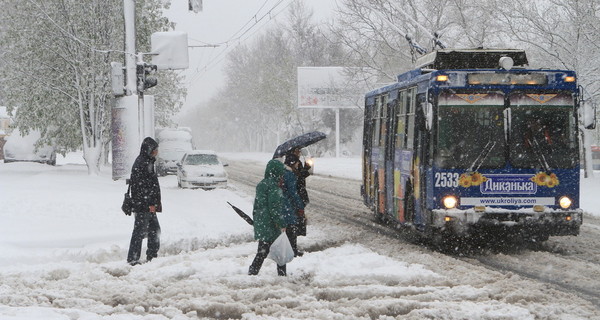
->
[164,0,338,117]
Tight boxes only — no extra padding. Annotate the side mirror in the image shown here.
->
[582,99,597,130]
[425,102,433,130]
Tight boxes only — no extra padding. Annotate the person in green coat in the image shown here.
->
[248,159,288,276]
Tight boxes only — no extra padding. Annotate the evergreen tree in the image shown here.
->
[0,0,185,174]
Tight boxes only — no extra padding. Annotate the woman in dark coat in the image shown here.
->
[282,153,306,257]
[288,148,312,237]
[127,137,162,266]
[290,148,312,205]
[248,159,288,276]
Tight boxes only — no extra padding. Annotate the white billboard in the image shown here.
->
[297,67,365,109]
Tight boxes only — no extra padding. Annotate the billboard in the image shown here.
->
[297,67,365,109]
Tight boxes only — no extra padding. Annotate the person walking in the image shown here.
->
[127,137,162,266]
[289,147,312,205]
[282,153,306,257]
[288,148,312,238]
[248,159,288,276]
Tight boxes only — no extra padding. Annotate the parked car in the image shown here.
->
[176,150,228,189]
[155,127,193,176]
[3,129,56,165]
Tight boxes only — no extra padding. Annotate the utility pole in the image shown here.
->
[112,0,155,180]
[111,1,187,180]
[124,0,136,95]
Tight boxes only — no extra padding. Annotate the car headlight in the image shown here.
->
[559,196,572,209]
[443,195,458,209]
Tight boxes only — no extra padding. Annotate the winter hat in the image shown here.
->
[284,153,299,166]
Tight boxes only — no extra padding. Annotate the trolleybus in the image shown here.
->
[361,48,595,244]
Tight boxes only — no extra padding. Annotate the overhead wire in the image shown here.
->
[184,0,293,86]
[186,0,286,84]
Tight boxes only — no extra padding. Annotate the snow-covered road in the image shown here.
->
[1,153,599,319]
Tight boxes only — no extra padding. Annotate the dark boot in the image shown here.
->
[277,264,286,276]
[249,241,270,275]
[286,225,301,257]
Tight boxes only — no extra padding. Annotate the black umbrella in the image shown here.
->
[272,131,327,159]
[227,202,253,225]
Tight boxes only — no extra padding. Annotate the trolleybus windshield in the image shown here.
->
[509,92,578,169]
[435,91,505,169]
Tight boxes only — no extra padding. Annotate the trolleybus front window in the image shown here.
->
[509,101,577,169]
[435,92,505,169]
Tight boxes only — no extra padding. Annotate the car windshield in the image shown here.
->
[435,91,506,169]
[184,154,219,165]
[509,93,578,168]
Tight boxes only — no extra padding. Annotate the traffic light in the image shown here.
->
[136,63,158,94]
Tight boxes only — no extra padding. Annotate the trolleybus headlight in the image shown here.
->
[559,196,572,209]
[443,196,458,209]
[436,75,449,82]
[564,76,576,82]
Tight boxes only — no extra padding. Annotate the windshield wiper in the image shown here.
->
[468,140,497,172]
[526,137,551,172]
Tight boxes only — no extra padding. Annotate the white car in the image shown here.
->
[176,150,228,189]
[3,129,56,165]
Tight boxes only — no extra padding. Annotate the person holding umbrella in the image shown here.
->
[287,147,312,239]
[282,153,306,257]
[289,147,312,205]
[248,159,288,276]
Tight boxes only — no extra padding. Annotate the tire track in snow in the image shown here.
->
[226,157,600,310]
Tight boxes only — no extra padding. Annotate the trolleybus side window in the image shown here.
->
[406,88,416,150]
[380,94,388,149]
[435,91,505,169]
[396,91,406,149]
[373,97,381,148]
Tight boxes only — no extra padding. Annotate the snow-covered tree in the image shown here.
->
[490,0,600,176]
[331,0,509,83]
[0,0,184,174]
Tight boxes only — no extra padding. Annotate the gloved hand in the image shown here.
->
[298,209,305,217]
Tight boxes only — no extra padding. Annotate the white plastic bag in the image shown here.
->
[267,232,294,266]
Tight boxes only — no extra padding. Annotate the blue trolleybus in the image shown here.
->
[361,49,593,243]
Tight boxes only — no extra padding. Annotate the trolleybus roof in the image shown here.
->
[415,48,528,70]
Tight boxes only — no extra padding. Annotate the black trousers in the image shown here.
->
[286,225,299,255]
[127,212,160,263]
[248,240,286,276]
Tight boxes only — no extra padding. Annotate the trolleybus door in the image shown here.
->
[385,91,398,219]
